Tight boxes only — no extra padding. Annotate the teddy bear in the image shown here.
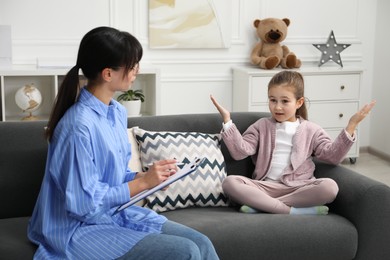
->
[250,18,301,70]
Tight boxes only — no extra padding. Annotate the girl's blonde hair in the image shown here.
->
[267,71,308,120]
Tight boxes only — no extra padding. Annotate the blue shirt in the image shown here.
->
[28,88,167,259]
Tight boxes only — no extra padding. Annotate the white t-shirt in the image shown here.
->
[266,119,300,181]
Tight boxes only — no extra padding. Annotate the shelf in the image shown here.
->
[0,67,160,122]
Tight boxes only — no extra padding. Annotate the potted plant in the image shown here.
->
[117,89,145,117]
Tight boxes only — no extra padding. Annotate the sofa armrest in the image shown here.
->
[314,160,390,260]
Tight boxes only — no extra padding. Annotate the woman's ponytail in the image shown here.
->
[45,65,81,141]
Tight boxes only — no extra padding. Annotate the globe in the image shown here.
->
[14,83,43,120]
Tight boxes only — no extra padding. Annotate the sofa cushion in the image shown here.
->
[127,127,142,172]
[162,207,358,260]
[0,217,36,259]
[133,127,229,212]
[0,121,48,219]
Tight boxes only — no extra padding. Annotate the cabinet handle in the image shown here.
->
[340,85,345,90]
[339,113,344,118]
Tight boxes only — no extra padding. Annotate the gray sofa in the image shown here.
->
[1,112,390,260]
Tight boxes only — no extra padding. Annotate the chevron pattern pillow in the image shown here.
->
[132,127,229,213]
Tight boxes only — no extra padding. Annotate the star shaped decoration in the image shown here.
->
[313,30,351,67]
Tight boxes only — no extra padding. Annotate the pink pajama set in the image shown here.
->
[221,117,355,214]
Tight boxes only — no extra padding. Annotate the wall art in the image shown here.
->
[149,0,231,49]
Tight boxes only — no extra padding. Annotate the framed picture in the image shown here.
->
[149,0,231,49]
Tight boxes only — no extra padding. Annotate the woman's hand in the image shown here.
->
[144,159,178,190]
[128,159,178,197]
[210,95,231,123]
[346,100,376,136]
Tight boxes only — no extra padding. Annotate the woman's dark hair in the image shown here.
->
[267,70,308,120]
[45,27,143,140]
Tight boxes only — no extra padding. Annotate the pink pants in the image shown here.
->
[222,175,339,214]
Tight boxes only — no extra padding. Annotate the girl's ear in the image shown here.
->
[296,97,304,109]
[101,68,112,82]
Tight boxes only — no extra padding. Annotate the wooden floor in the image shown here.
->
[340,152,390,186]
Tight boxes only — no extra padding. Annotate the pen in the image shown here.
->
[148,162,185,166]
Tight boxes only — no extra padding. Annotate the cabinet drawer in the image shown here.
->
[250,74,360,104]
[308,102,359,128]
[251,77,271,103]
[249,102,359,129]
[304,74,360,101]
[247,104,269,113]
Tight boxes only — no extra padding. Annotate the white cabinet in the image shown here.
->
[0,67,160,121]
[232,66,362,161]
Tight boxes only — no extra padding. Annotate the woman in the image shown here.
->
[28,26,218,260]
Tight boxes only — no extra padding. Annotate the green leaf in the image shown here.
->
[116,89,145,102]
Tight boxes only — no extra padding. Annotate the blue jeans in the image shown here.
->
[117,220,219,260]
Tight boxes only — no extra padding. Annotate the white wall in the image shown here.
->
[370,0,390,157]
[0,0,383,151]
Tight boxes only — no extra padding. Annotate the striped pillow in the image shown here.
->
[132,127,229,213]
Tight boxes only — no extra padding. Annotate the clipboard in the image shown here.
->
[112,157,205,215]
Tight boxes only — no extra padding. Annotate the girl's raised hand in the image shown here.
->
[346,100,376,136]
[210,95,231,123]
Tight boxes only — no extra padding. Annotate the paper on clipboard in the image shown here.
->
[112,157,205,215]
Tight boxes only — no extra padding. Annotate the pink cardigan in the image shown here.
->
[222,117,354,186]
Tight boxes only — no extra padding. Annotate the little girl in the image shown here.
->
[211,70,375,215]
